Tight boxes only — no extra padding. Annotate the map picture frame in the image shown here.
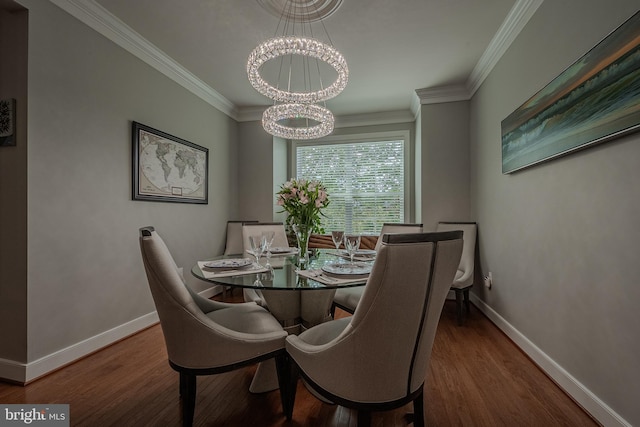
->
[132,121,208,204]
[0,98,16,147]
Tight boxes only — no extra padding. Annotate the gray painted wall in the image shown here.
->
[237,121,278,222]
[20,0,238,363]
[470,1,640,424]
[420,101,470,230]
[0,5,28,364]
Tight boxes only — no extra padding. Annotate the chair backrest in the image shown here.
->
[242,222,289,253]
[374,223,423,251]
[436,222,477,289]
[224,220,258,255]
[139,226,227,368]
[347,231,463,401]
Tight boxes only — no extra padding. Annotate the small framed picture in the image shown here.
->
[0,98,16,147]
[132,121,208,204]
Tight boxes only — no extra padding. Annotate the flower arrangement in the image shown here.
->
[276,178,330,234]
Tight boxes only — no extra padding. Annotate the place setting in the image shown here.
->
[329,231,376,262]
[297,233,373,285]
[245,231,297,259]
[265,246,299,257]
[297,261,372,285]
[197,257,269,278]
[333,249,376,262]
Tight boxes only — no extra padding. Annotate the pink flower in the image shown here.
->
[276,179,329,231]
[299,191,309,204]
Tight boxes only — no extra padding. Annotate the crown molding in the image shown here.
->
[236,105,414,128]
[48,0,543,122]
[467,0,544,96]
[416,0,543,106]
[415,84,470,105]
[334,110,415,128]
[48,0,239,120]
[236,105,266,122]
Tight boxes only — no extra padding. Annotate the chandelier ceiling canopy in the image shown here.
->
[247,0,348,140]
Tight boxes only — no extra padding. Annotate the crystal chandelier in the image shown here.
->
[247,0,348,140]
[262,103,334,139]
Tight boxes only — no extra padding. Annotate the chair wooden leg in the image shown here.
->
[275,353,294,420]
[357,410,372,427]
[455,289,464,325]
[181,373,196,427]
[412,388,425,427]
[179,372,186,397]
[463,288,471,314]
[281,356,299,420]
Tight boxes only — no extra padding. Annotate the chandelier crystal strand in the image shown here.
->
[247,36,348,103]
[262,103,334,140]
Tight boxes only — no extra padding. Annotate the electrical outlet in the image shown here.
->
[483,272,493,289]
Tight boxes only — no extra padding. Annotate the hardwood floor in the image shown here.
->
[0,298,598,427]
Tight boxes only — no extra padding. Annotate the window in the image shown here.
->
[295,133,409,234]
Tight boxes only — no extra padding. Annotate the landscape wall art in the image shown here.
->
[501,10,640,173]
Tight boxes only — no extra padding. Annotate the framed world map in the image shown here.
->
[132,121,208,204]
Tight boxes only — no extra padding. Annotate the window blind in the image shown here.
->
[296,140,404,234]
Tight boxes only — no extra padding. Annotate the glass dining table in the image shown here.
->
[191,249,372,393]
[191,249,370,333]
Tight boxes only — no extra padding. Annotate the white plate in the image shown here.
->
[269,247,296,254]
[322,262,372,277]
[203,258,253,269]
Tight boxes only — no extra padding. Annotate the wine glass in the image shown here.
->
[262,231,275,268]
[343,234,361,265]
[331,231,344,252]
[249,235,266,265]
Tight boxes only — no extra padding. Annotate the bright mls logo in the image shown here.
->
[0,405,69,426]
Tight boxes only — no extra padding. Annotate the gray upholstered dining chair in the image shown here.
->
[223,220,258,255]
[373,222,423,252]
[285,231,463,426]
[241,222,290,307]
[241,222,290,252]
[138,226,291,427]
[436,221,477,325]
[221,220,257,300]
[332,222,423,315]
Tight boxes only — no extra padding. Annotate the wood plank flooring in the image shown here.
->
[0,297,599,426]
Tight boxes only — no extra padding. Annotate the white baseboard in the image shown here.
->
[199,284,223,299]
[0,285,226,384]
[0,311,159,383]
[28,311,159,383]
[0,357,27,383]
[470,293,631,427]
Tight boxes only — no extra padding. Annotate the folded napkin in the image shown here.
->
[297,268,369,286]
[198,261,269,278]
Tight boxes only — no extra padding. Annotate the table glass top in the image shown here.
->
[191,249,372,290]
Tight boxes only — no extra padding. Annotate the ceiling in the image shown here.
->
[54,0,541,122]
